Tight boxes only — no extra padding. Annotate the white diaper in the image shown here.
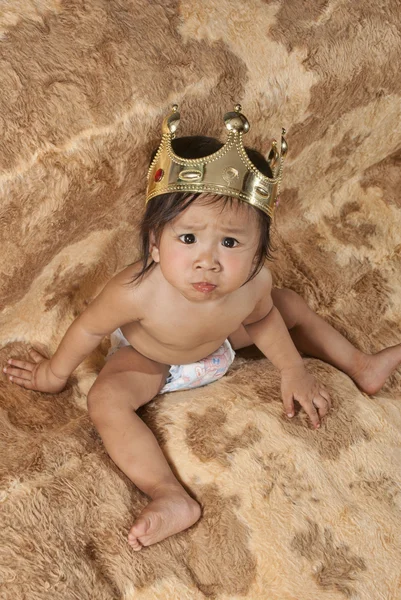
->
[106,328,235,393]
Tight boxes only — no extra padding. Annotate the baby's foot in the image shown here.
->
[351,344,401,395]
[128,487,201,551]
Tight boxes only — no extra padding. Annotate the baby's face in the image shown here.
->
[150,196,261,302]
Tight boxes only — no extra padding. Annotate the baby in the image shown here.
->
[3,105,401,552]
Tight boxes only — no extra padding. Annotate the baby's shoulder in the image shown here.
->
[241,266,273,325]
[105,261,151,309]
[251,265,273,297]
[113,260,144,286]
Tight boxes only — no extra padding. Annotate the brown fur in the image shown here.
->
[1,1,401,598]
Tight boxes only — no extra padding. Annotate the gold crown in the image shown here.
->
[146,104,287,218]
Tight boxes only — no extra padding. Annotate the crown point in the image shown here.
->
[235,104,242,112]
[281,129,288,158]
[268,140,280,167]
[162,106,181,135]
[224,108,250,134]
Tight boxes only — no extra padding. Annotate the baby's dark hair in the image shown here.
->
[130,136,276,285]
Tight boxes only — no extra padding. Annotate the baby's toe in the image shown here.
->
[127,535,143,551]
[130,516,150,538]
[128,517,151,550]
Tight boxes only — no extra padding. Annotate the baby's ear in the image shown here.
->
[149,231,160,263]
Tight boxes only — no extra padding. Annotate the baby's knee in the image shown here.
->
[87,381,107,425]
[271,287,308,329]
[87,379,127,427]
[272,287,301,306]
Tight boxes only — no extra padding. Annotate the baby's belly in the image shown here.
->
[120,324,227,365]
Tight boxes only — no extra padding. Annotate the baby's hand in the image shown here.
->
[280,365,331,429]
[3,348,68,394]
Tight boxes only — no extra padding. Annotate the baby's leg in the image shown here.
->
[87,346,201,551]
[271,288,401,394]
[230,287,401,395]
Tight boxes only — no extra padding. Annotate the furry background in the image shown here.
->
[1,1,401,599]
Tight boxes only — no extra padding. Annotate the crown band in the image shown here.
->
[145,104,287,218]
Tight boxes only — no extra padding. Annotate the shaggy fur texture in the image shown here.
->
[1,1,401,598]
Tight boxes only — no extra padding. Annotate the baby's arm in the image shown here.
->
[243,271,330,428]
[4,269,141,393]
[49,271,139,379]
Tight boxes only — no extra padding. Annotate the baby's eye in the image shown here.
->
[222,237,239,248]
[179,233,196,244]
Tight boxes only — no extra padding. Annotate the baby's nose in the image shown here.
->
[194,249,220,270]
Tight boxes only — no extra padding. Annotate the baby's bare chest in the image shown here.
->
[119,310,235,365]
[141,301,244,347]
[120,289,255,365]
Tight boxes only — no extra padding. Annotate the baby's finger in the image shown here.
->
[282,393,295,418]
[6,358,35,372]
[28,348,46,362]
[4,366,33,381]
[306,400,321,429]
[319,388,332,409]
[312,395,330,418]
[8,375,35,389]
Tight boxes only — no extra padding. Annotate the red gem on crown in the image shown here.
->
[155,168,164,182]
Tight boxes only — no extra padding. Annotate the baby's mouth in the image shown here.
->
[192,282,217,293]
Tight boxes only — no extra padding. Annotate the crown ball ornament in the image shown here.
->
[268,141,280,169]
[163,104,180,135]
[147,103,288,218]
[281,128,288,157]
[224,104,250,133]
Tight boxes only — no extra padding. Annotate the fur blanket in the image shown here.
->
[1,1,401,598]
